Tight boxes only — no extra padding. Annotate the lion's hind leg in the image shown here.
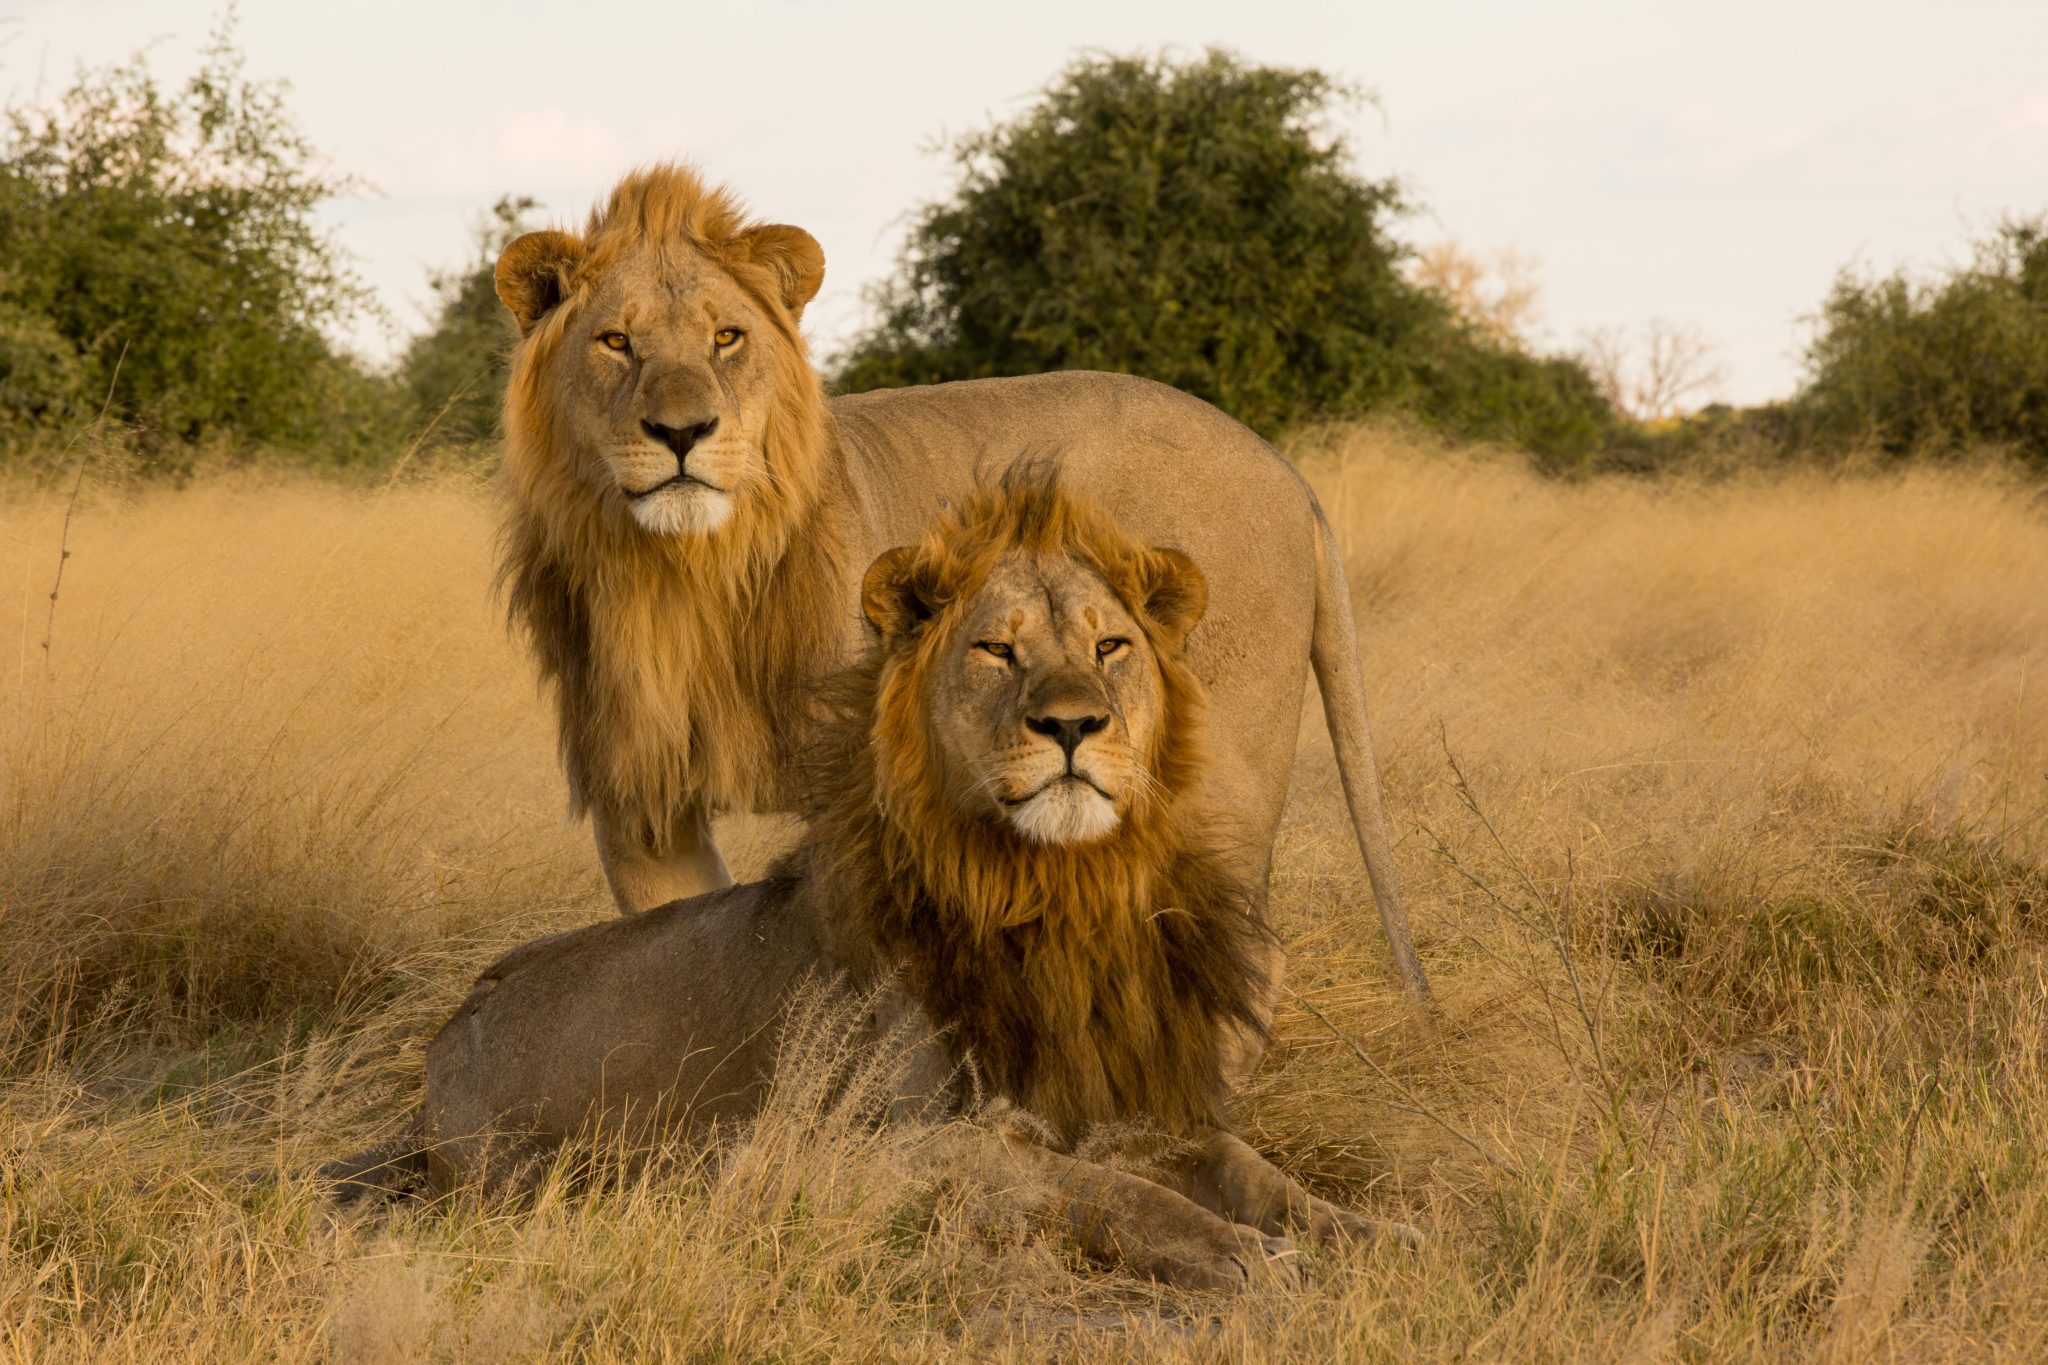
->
[1169,1129,1423,1254]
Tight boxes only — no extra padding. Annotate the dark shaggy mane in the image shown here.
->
[785,472,1273,1146]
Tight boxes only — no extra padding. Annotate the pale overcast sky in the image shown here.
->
[7,0,2045,404]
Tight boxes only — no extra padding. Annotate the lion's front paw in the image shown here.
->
[1145,1221,1301,1292]
[1228,1223,1307,1287]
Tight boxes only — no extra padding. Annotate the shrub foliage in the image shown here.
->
[1792,216,2048,468]
[831,50,1615,464]
[0,21,388,461]
[395,195,538,450]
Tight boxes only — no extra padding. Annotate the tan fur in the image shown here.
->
[323,483,1417,1285]
[493,163,1429,1009]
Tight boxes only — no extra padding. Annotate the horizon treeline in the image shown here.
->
[2,27,2042,477]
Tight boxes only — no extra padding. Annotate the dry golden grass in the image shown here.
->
[3,426,2044,1360]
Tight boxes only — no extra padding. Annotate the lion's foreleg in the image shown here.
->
[592,800,734,915]
[1167,1129,1423,1253]
[1220,934,1284,1090]
[933,1119,1295,1291]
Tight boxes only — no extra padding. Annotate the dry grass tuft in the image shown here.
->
[3,429,2044,1359]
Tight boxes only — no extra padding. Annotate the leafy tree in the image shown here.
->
[396,195,537,449]
[1794,217,2048,467]
[1418,344,1617,472]
[832,49,1613,462]
[0,17,387,459]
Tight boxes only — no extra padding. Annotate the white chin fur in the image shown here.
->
[1005,783,1120,845]
[629,485,733,537]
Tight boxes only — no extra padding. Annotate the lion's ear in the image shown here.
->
[862,546,936,643]
[1139,548,1208,651]
[496,230,585,337]
[734,224,826,316]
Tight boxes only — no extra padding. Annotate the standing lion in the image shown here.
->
[496,163,1427,1002]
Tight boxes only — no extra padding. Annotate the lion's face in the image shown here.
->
[496,209,824,540]
[864,542,1208,847]
[553,248,789,537]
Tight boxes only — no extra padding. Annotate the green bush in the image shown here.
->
[831,49,1614,465]
[395,195,537,451]
[1793,216,2048,468]
[0,19,393,464]
[1411,342,1619,474]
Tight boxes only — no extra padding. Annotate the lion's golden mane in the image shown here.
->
[498,165,842,840]
[794,475,1272,1144]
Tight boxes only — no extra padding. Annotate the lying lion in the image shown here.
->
[325,477,1413,1288]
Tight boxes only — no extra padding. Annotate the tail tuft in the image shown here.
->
[317,1136,430,1206]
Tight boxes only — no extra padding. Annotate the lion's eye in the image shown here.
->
[975,641,1013,660]
[1096,638,1129,659]
[713,327,743,348]
[598,331,631,352]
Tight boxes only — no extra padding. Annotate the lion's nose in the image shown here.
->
[1024,709,1110,766]
[642,417,719,467]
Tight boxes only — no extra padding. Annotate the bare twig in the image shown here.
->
[1421,821,1542,935]
[1429,726,1636,1149]
[1577,319,1726,421]
[1436,724,1614,1087]
[1282,985,1514,1173]
[41,341,128,667]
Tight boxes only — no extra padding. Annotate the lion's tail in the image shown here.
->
[1308,507,1433,1010]
[317,1127,431,1206]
